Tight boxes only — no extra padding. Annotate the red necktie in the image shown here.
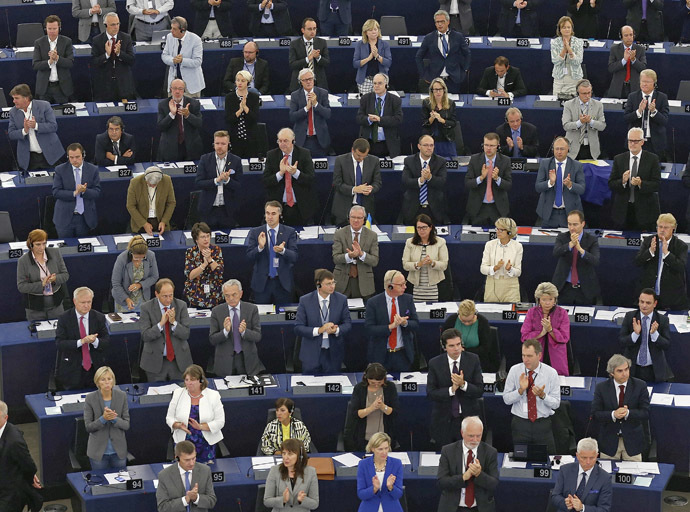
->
[348,231,359,278]
[79,316,92,371]
[176,104,185,145]
[307,104,315,136]
[388,298,397,350]
[485,160,494,202]
[465,449,475,507]
[163,307,175,361]
[618,384,625,408]
[571,247,579,287]
[625,57,631,83]
[283,155,295,207]
[527,370,537,422]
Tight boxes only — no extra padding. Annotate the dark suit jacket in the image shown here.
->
[477,65,527,97]
[52,161,101,231]
[247,0,292,36]
[682,154,690,224]
[262,145,317,223]
[32,35,75,98]
[427,352,484,445]
[356,92,403,158]
[606,43,647,98]
[331,153,381,225]
[156,461,216,512]
[156,96,203,162]
[246,224,298,294]
[345,381,399,451]
[535,157,585,223]
[294,290,352,370]
[195,150,243,222]
[318,0,351,24]
[465,152,512,217]
[551,462,612,512]
[55,308,110,390]
[225,89,260,154]
[332,225,379,297]
[415,30,471,85]
[139,297,193,374]
[365,292,418,366]
[634,234,688,310]
[624,0,665,41]
[421,99,456,143]
[95,131,136,166]
[682,2,690,43]
[498,0,543,37]
[619,309,673,381]
[623,89,669,154]
[192,0,234,36]
[591,376,650,457]
[209,300,264,376]
[496,120,539,158]
[90,31,136,101]
[608,150,660,230]
[289,87,331,149]
[437,441,499,512]
[288,37,330,91]
[0,423,42,512]
[223,57,270,94]
[552,231,601,302]
[401,153,449,224]
[7,100,65,170]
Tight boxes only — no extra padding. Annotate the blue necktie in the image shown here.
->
[74,168,84,215]
[512,130,520,157]
[440,33,448,58]
[575,473,587,500]
[420,161,428,204]
[638,316,649,366]
[555,162,563,208]
[655,242,663,295]
[320,299,329,349]
[355,162,362,205]
[268,228,277,278]
[184,471,191,512]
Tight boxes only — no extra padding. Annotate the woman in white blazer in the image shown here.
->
[401,214,449,302]
[166,364,225,463]
[480,217,523,303]
[264,439,319,512]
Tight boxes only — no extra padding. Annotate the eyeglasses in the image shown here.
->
[416,225,430,230]
[627,139,643,144]
[300,77,314,82]
[431,88,445,92]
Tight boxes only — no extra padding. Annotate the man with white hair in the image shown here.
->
[288,68,331,158]
[126,165,177,234]
[437,416,499,512]
[157,78,203,162]
[551,437,612,512]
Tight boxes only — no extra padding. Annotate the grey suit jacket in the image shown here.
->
[330,153,381,226]
[440,0,474,33]
[209,300,264,376]
[110,249,159,309]
[84,387,129,460]
[534,156,585,223]
[562,97,606,159]
[156,462,217,512]
[71,0,116,42]
[8,100,65,170]
[332,226,379,298]
[139,297,192,374]
[264,465,319,512]
[16,246,70,313]
[32,35,75,97]
[606,42,647,98]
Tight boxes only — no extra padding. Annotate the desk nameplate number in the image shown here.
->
[533,468,551,479]
[183,164,197,174]
[249,385,265,396]
[429,308,446,319]
[219,39,233,49]
[626,238,641,247]
[357,310,366,319]
[314,160,328,170]
[560,385,571,396]
[517,38,530,47]
[397,37,411,46]
[401,382,418,392]
[249,162,264,171]
[0,111,10,119]
[214,233,229,244]
[502,311,518,321]
[574,313,590,323]
[285,311,297,321]
[497,97,511,106]
[279,38,291,47]
[483,382,495,393]
[62,106,76,115]
[445,160,459,169]
[212,471,225,482]
[146,237,161,248]
[77,243,92,253]
[124,103,138,112]
[380,160,393,169]
[325,383,342,393]
[615,473,634,484]
[9,249,23,259]
[126,479,143,490]
[338,37,351,46]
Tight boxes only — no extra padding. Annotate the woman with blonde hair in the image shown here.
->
[443,299,498,372]
[111,235,159,313]
[480,217,522,303]
[353,19,392,95]
[225,69,260,157]
[421,77,457,158]
[356,432,403,512]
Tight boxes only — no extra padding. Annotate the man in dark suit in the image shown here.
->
[619,288,673,382]
[427,329,484,448]
[535,136,585,228]
[437,416,498,512]
[157,79,203,162]
[606,25,647,99]
[222,42,270,95]
[495,107,539,158]
[415,10,471,94]
[498,0,543,37]
[195,130,243,229]
[608,127,660,232]
[401,135,449,225]
[295,269,352,373]
[356,73,403,158]
[246,201,299,305]
[52,142,101,238]
[591,354,650,461]
[0,401,43,512]
[55,286,110,390]
[625,0,664,42]
[477,56,527,99]
[209,279,264,376]
[94,116,136,166]
[331,138,382,226]
[8,84,65,171]
[156,441,216,512]
[247,0,292,37]
[552,210,601,305]
[32,15,74,104]
[318,0,350,36]
[139,278,193,382]
[289,68,331,157]
[332,205,379,299]
[191,0,234,38]
[682,0,690,43]
[261,127,317,226]
[634,213,688,310]
[465,132,512,225]
[623,69,669,161]
[288,18,329,92]
[551,438,612,512]
[365,269,419,372]
[90,13,136,102]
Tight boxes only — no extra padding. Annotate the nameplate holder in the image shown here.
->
[533,468,551,479]
[124,102,138,112]
[325,383,342,393]
[626,238,641,247]
[62,105,76,115]
[397,37,411,46]
[445,160,459,169]
[574,313,590,323]
[212,471,225,482]
[279,38,291,47]
[516,38,530,47]
[126,479,143,490]
[219,38,233,49]
[338,37,351,46]
[285,311,297,321]
[249,162,264,171]
[9,248,23,259]
[497,97,511,107]
[615,473,635,484]
[502,310,517,321]
[357,310,366,319]
[146,237,161,248]
[77,243,92,253]
[118,168,132,178]
[379,159,393,169]
[214,233,229,244]
[401,382,418,392]
[313,160,328,170]
[560,385,571,396]
[429,308,446,319]
[248,385,265,396]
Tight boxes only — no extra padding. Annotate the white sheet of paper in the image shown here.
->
[347,298,365,309]
[333,453,361,467]
[420,452,441,466]
[559,376,585,388]
[387,452,411,464]
[45,406,62,415]
[673,395,690,407]
[649,393,674,406]
[483,373,497,384]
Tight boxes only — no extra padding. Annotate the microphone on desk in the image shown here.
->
[46,348,61,402]
[545,135,557,160]
[280,328,289,385]
[218,53,226,98]
[606,20,612,41]
[150,136,155,165]
[671,128,677,176]
[6,10,13,48]
[589,355,600,392]
[315,183,335,236]
[409,430,414,454]
[123,337,142,398]
[4,129,22,178]
[88,63,95,103]
[36,197,41,230]
[236,497,243,512]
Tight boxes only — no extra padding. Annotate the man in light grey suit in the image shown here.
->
[139,278,193,382]
[562,79,606,160]
[161,17,205,96]
[332,205,379,300]
[157,440,216,512]
[71,0,115,43]
[209,279,265,377]
[440,0,474,34]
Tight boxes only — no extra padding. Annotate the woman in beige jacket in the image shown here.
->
[402,214,448,302]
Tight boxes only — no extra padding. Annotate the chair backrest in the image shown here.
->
[400,485,409,512]
[255,123,269,159]
[0,211,14,243]
[380,16,408,36]
[0,88,7,109]
[677,81,690,101]
[73,417,90,468]
[184,190,201,230]
[16,23,44,48]
[152,30,170,42]
[255,484,271,512]
[42,195,58,239]
[454,123,465,156]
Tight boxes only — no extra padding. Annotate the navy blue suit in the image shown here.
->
[294,289,351,373]
[318,0,351,36]
[534,157,585,226]
[619,309,673,382]
[246,224,298,303]
[356,455,404,512]
[681,2,690,43]
[7,100,65,170]
[415,30,471,92]
[365,292,418,371]
[623,89,669,158]
[289,87,331,151]
[52,161,101,236]
[194,150,243,226]
[551,462,612,512]
[94,131,136,166]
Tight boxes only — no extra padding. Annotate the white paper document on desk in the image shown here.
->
[387,452,411,465]
[252,456,278,469]
[420,452,441,467]
[649,393,674,405]
[333,453,361,467]
[146,384,180,395]
[559,376,585,388]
